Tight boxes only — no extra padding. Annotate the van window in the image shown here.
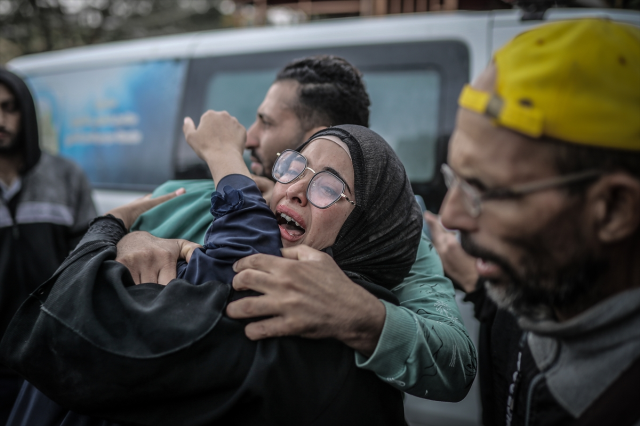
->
[365,70,440,182]
[205,69,278,128]
[182,66,442,184]
[200,68,440,182]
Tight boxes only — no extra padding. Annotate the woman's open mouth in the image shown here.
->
[276,207,306,242]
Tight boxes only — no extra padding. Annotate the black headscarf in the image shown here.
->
[0,68,40,174]
[297,125,422,289]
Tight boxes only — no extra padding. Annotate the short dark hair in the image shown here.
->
[276,55,370,129]
[549,139,640,183]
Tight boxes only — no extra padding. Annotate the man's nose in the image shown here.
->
[440,186,478,233]
[245,121,259,149]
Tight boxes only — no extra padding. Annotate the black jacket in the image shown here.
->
[0,217,406,426]
[465,283,640,426]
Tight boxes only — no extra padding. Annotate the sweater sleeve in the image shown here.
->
[354,234,477,401]
[177,174,282,285]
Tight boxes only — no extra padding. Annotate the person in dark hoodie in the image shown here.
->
[0,68,97,422]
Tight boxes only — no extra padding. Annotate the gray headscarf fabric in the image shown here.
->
[297,125,422,289]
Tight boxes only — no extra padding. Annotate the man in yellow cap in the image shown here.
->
[428,18,640,425]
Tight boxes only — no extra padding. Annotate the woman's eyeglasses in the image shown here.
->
[272,150,356,209]
[441,163,601,218]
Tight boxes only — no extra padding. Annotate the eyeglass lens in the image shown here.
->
[273,150,306,184]
[441,164,481,217]
[273,150,346,208]
[308,173,345,208]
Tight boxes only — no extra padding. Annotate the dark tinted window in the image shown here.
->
[365,70,440,182]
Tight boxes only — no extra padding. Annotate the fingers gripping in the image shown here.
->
[178,239,202,263]
[233,253,283,274]
[226,292,281,319]
[280,245,327,261]
[231,268,274,292]
[244,317,293,340]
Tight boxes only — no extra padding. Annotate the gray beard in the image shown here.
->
[482,255,609,322]
[484,280,554,321]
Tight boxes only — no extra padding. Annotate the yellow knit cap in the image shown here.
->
[459,19,640,151]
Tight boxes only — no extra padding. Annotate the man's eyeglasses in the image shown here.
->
[272,150,356,209]
[441,163,601,218]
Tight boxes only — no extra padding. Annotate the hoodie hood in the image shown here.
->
[0,68,40,174]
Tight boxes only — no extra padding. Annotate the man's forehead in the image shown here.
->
[259,80,299,115]
[449,108,558,185]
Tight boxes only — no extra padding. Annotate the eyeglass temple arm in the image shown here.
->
[341,194,356,206]
[484,170,602,199]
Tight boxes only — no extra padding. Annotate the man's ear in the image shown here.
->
[590,173,640,243]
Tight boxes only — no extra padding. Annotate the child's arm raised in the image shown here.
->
[183,111,251,186]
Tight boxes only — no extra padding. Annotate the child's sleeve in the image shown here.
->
[178,174,282,285]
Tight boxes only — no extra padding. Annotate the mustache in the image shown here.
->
[250,148,263,166]
[0,126,12,135]
[461,230,610,320]
[459,232,527,287]
[250,149,276,182]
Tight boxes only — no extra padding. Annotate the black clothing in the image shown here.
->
[7,382,118,426]
[0,153,96,345]
[302,126,423,289]
[0,69,96,422]
[1,125,420,425]
[0,69,40,171]
[465,283,640,426]
[0,216,405,425]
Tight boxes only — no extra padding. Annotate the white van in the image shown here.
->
[9,8,640,426]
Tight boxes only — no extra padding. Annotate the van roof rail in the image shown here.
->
[514,0,571,21]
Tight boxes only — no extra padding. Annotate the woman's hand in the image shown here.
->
[116,231,202,285]
[183,111,246,161]
[106,188,185,231]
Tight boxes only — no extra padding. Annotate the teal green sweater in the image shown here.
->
[132,180,477,401]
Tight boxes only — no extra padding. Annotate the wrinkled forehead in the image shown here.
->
[450,108,559,186]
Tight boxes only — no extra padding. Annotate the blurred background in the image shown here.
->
[1,0,638,65]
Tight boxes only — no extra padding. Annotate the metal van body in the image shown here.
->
[8,8,640,426]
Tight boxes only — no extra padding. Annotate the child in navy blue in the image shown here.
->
[176,112,282,285]
[176,174,282,285]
